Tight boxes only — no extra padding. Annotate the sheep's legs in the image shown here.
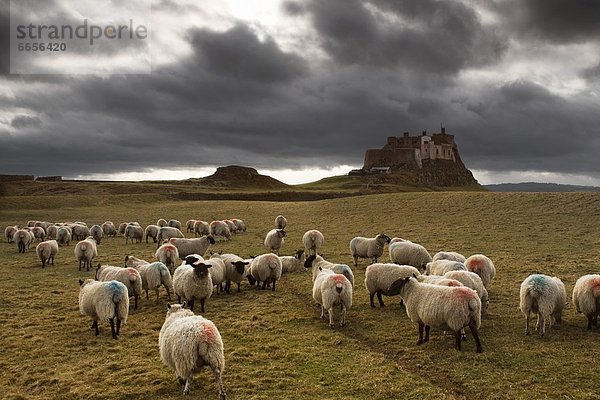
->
[455,331,462,351]
[109,318,117,339]
[352,255,358,267]
[189,299,195,312]
[469,320,483,353]
[369,293,376,308]
[183,374,193,395]
[340,304,346,326]
[328,307,334,328]
[271,279,277,292]
[213,367,227,400]
[376,291,385,307]
[91,320,99,336]
[417,321,425,345]
[537,314,545,337]
[424,325,430,343]
[200,298,206,313]
[525,314,530,335]
[116,317,122,336]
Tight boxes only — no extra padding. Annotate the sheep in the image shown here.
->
[156,226,185,247]
[186,219,197,233]
[36,239,59,268]
[74,237,97,271]
[231,219,246,232]
[125,223,143,244]
[388,240,432,272]
[14,229,34,253]
[29,226,46,242]
[572,274,600,330]
[71,224,90,241]
[388,275,483,352]
[90,224,103,245]
[136,261,174,304]
[465,254,496,289]
[304,254,355,287]
[205,255,227,293]
[425,260,467,276]
[444,270,489,317]
[312,268,353,328]
[46,225,58,240]
[95,264,143,310]
[302,230,324,257]
[224,220,237,234]
[56,226,72,247]
[124,255,149,269]
[349,233,391,267]
[159,303,226,398]
[4,225,19,243]
[364,263,421,308]
[168,219,182,230]
[220,254,251,294]
[79,279,129,339]
[168,236,216,259]
[519,274,566,337]
[194,220,210,237]
[275,215,287,230]
[173,254,213,313]
[101,221,117,237]
[157,218,168,227]
[247,253,283,291]
[155,243,180,274]
[280,249,305,273]
[210,221,231,241]
[144,224,160,243]
[118,222,128,236]
[432,251,466,263]
[264,229,287,255]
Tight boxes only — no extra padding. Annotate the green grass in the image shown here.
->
[1,192,599,399]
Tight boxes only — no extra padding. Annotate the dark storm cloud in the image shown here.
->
[0,1,10,75]
[304,0,506,74]
[1,0,599,182]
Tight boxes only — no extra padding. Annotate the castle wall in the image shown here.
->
[364,148,421,169]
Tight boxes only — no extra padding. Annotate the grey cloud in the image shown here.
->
[281,1,305,16]
[11,115,41,128]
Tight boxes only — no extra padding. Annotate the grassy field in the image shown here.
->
[0,191,599,400]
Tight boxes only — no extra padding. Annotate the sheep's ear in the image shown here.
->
[124,255,129,261]
[412,273,418,279]
[181,301,187,308]
[166,303,171,310]
[78,279,84,286]
[318,267,323,271]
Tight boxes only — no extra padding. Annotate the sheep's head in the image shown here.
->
[277,229,287,237]
[388,275,414,296]
[294,249,305,260]
[94,264,102,280]
[207,235,216,244]
[185,255,211,278]
[232,260,249,275]
[304,254,317,269]
[377,233,391,244]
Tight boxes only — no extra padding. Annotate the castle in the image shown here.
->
[362,127,457,171]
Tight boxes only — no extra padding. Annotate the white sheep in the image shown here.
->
[57,226,72,246]
[349,233,391,267]
[302,229,324,257]
[136,261,174,304]
[388,275,483,352]
[388,240,432,272]
[173,254,214,313]
[519,274,566,337]
[304,254,355,286]
[117,222,128,236]
[425,260,467,276]
[74,236,98,271]
[5,225,18,243]
[572,274,600,330]
[36,239,59,268]
[186,219,197,233]
[312,268,352,328]
[71,224,90,241]
[90,224,103,244]
[432,251,466,263]
[156,226,185,247]
[364,263,421,308]
[157,218,168,227]
[169,236,216,259]
[224,220,238,234]
[95,264,143,310]
[220,253,251,294]
[194,220,210,237]
[79,279,129,339]
[205,254,227,294]
[159,303,226,398]
[101,221,117,237]
[210,221,231,241]
[264,229,287,255]
[275,215,287,229]
[46,225,58,240]
[14,228,34,253]
[125,223,143,244]
[155,243,180,274]
[168,219,182,230]
[247,253,283,291]
[465,254,496,288]
[231,219,246,232]
[280,249,306,273]
[444,270,489,317]
[144,224,160,243]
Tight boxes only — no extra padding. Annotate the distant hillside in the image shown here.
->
[485,182,600,192]
[190,166,290,190]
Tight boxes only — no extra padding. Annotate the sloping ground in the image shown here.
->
[190,166,290,190]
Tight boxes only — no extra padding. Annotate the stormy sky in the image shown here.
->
[1,0,600,185]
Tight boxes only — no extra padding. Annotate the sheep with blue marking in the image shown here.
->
[519,274,566,337]
[79,279,129,339]
[572,274,600,330]
[95,264,143,310]
[159,303,226,398]
[125,256,173,304]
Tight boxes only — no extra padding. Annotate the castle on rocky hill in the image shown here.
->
[352,127,479,186]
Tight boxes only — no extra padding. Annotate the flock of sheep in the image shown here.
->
[4,214,600,398]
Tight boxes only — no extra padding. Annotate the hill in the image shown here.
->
[190,165,290,190]
[485,182,600,192]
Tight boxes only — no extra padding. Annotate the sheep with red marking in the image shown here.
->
[194,220,210,237]
[95,264,143,310]
[313,268,353,328]
[159,303,226,398]
[155,243,180,273]
[74,236,97,271]
[388,275,483,352]
[302,229,324,257]
[444,270,489,317]
[210,221,231,241]
[465,254,496,288]
[519,274,566,337]
[572,274,600,330]
[36,239,58,268]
